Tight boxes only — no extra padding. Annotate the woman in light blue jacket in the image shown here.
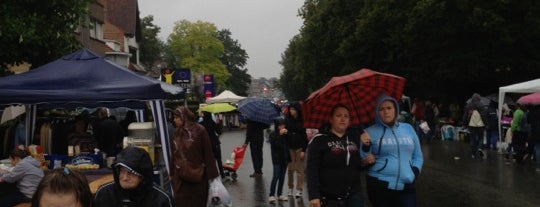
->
[360,94,423,207]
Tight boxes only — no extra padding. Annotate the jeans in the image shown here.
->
[367,184,416,207]
[269,163,287,197]
[469,127,485,156]
[486,130,498,150]
[0,190,31,207]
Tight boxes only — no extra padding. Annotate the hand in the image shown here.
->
[309,198,321,207]
[299,151,305,160]
[360,132,371,146]
[362,154,375,165]
[280,128,288,135]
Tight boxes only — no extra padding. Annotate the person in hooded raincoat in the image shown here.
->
[360,94,423,207]
[93,146,174,207]
[170,106,219,206]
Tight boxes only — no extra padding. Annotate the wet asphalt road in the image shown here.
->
[218,129,540,207]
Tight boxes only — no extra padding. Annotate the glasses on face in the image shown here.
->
[118,167,140,178]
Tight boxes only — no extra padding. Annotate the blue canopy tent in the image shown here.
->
[0,49,174,176]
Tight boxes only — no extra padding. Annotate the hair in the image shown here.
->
[174,106,197,123]
[31,167,92,207]
[287,102,303,120]
[9,148,27,159]
[331,103,350,115]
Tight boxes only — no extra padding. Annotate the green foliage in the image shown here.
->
[281,0,540,102]
[140,15,165,68]
[0,0,92,75]
[168,20,231,90]
[216,29,252,96]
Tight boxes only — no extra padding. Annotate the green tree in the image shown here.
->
[140,15,164,69]
[216,29,252,96]
[168,20,231,92]
[0,0,92,76]
[280,0,540,102]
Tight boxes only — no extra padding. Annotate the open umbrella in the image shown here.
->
[302,69,406,129]
[200,103,237,114]
[1,105,26,124]
[517,92,540,105]
[237,98,279,125]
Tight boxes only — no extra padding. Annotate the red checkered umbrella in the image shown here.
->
[302,68,406,129]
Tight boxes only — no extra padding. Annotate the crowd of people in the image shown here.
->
[4,91,539,207]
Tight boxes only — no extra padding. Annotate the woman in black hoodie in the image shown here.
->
[93,146,174,207]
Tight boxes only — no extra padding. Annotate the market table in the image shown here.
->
[88,174,114,194]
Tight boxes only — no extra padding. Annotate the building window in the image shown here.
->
[89,19,103,40]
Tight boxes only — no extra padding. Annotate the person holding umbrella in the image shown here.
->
[244,119,270,177]
[307,104,365,207]
[360,94,423,207]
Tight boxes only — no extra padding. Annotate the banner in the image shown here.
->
[203,74,214,100]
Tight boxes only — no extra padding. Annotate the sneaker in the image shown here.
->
[278,195,289,201]
[295,191,302,198]
[268,196,276,203]
[478,150,484,159]
[288,189,294,196]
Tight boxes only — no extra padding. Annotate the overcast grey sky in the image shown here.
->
[138,0,304,79]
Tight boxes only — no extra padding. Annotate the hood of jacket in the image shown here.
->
[112,146,154,190]
[374,94,400,128]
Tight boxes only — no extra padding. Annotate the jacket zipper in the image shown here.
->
[391,128,400,189]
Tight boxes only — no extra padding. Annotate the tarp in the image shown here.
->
[0,49,172,176]
[0,48,184,105]
[498,78,540,141]
[206,90,246,103]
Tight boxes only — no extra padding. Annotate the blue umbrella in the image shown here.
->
[237,98,279,125]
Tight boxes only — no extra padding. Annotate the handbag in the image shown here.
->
[174,139,205,183]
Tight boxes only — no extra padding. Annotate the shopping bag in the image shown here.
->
[419,121,430,134]
[207,178,232,207]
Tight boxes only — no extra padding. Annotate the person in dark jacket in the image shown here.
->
[93,108,124,157]
[93,146,174,207]
[244,119,269,177]
[527,105,540,171]
[268,117,291,203]
[307,104,365,207]
[200,112,225,178]
[284,102,308,198]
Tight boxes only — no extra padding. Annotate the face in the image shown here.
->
[289,107,298,118]
[173,115,183,128]
[329,106,350,134]
[118,167,142,190]
[10,157,21,166]
[39,191,81,207]
[379,100,396,125]
[74,120,86,132]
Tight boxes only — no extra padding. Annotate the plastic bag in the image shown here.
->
[419,121,430,134]
[207,178,232,207]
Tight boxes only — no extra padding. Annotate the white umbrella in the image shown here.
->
[1,105,25,124]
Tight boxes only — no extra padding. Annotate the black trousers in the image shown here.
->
[213,144,225,176]
[250,139,264,174]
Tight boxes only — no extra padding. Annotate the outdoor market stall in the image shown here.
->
[0,49,178,182]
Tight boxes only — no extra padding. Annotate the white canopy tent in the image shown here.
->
[206,90,246,103]
[498,78,540,140]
